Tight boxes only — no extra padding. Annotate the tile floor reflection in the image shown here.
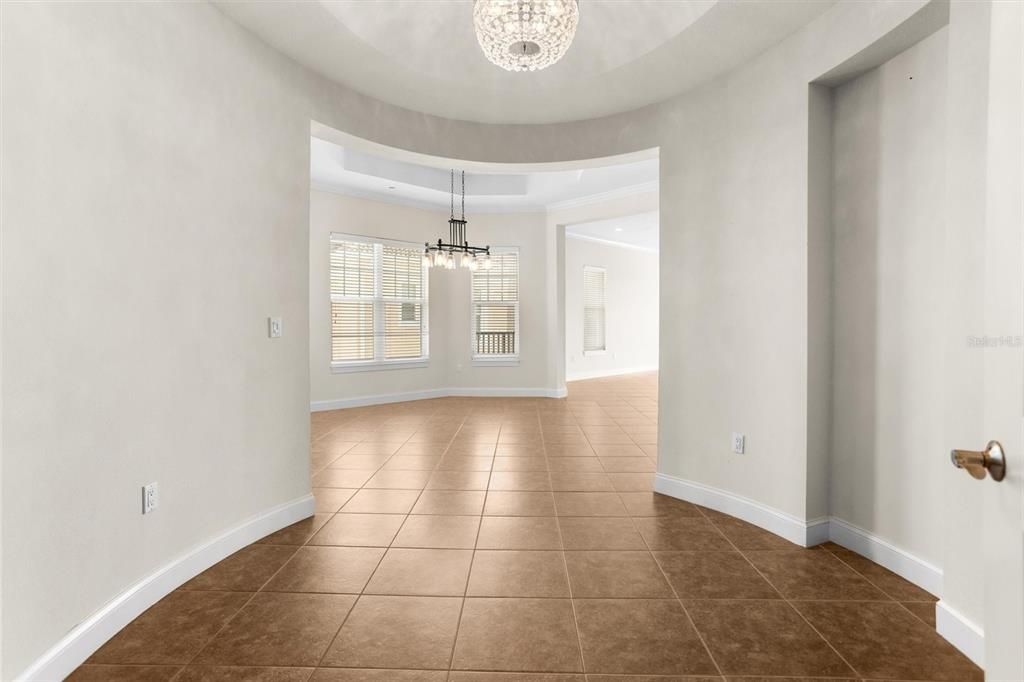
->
[71,373,979,681]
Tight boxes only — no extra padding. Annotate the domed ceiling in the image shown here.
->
[215,0,836,125]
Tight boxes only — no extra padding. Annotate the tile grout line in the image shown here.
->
[632,493,726,679]
[445,412,487,674]
[546,407,589,676]
[114,383,670,680]
[306,409,437,673]
[705,510,863,680]
[820,543,940,625]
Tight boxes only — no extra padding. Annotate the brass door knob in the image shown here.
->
[950,441,1006,481]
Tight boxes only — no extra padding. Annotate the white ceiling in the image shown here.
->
[311,136,658,214]
[566,212,659,252]
[215,0,836,125]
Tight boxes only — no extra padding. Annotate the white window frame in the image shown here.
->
[330,232,430,373]
[471,246,520,367]
[583,265,607,356]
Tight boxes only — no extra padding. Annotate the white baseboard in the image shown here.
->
[653,473,981,665]
[654,473,827,547]
[826,516,943,596]
[448,386,568,399]
[566,365,658,382]
[16,494,315,682]
[936,600,985,668]
[312,388,448,411]
[311,386,567,411]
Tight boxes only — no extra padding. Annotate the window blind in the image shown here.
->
[330,235,428,366]
[583,266,606,353]
[472,249,519,357]
[381,244,424,359]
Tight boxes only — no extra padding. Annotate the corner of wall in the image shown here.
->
[806,83,835,523]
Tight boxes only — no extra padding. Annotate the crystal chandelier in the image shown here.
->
[424,170,491,271]
[473,0,580,72]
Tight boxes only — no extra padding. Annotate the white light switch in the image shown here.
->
[268,317,283,338]
[731,432,746,454]
[142,482,159,514]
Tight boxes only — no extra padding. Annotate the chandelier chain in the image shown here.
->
[425,167,491,270]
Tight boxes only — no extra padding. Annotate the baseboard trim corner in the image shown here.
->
[653,473,821,547]
[652,473,979,664]
[15,493,315,682]
[311,386,567,411]
[936,600,985,668]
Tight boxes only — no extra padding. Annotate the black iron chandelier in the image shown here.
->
[424,169,492,271]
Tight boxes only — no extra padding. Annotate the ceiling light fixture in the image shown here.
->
[424,170,491,271]
[473,0,580,72]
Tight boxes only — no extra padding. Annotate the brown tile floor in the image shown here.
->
[71,373,981,681]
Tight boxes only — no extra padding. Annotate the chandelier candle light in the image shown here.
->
[474,0,580,72]
[424,170,492,271]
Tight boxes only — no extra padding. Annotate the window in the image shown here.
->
[330,234,428,370]
[472,248,519,360]
[583,265,606,354]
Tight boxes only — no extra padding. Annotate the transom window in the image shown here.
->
[330,234,428,370]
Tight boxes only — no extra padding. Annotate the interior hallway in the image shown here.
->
[71,373,979,681]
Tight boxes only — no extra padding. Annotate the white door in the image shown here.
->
[979,2,1024,678]
[946,1,1024,679]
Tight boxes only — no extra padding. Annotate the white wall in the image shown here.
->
[828,28,949,566]
[310,190,558,407]
[2,3,313,677]
[564,238,658,380]
[1,0,954,675]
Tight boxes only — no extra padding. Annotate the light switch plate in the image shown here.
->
[731,432,745,454]
[142,482,159,514]
[268,317,283,338]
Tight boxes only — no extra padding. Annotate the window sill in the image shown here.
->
[583,350,607,357]
[332,359,429,374]
[472,356,520,367]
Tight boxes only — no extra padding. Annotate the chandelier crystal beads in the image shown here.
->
[473,0,580,72]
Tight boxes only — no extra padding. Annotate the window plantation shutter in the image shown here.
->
[583,266,606,352]
[472,250,519,356]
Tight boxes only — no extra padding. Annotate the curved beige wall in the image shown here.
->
[1,0,943,676]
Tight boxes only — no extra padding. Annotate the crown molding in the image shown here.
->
[565,232,658,253]
[311,181,546,214]
[311,179,659,215]
[545,181,659,212]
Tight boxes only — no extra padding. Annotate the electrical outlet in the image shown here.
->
[731,433,745,454]
[268,317,282,338]
[142,482,159,514]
